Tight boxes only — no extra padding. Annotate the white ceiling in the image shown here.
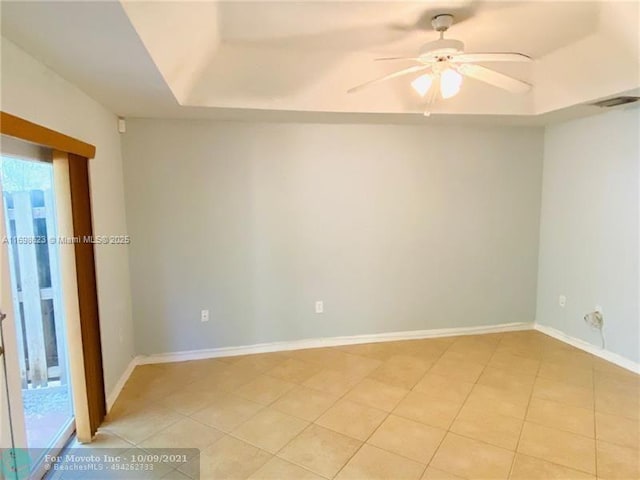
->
[1,1,638,122]
[0,0,179,117]
[217,1,598,56]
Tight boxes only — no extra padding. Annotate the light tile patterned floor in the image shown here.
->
[87,330,640,479]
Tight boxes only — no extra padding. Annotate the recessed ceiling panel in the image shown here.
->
[2,0,636,120]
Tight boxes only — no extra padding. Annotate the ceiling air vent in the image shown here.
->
[590,96,640,108]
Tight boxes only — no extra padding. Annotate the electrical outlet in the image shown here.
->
[558,295,567,308]
[315,301,324,314]
[201,309,210,322]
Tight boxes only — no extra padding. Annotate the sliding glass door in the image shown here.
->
[0,139,74,479]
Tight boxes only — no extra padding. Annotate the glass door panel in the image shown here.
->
[0,143,74,478]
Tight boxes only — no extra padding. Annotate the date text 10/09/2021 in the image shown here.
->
[42,451,196,474]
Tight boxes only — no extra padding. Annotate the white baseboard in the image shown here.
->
[534,323,640,374]
[136,322,534,366]
[106,357,139,412]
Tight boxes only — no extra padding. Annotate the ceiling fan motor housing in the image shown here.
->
[419,38,465,60]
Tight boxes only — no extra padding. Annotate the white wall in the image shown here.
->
[0,38,135,395]
[536,108,640,363]
[122,119,543,355]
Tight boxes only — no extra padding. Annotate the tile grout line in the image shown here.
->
[270,350,404,479]
[366,350,449,478]
[186,358,295,435]
[187,353,350,479]
[328,356,437,479]
[165,358,296,476]
[419,334,501,478]
[418,336,464,478]
[325,342,454,478]
[500,347,608,478]
[506,342,542,479]
[239,360,360,478]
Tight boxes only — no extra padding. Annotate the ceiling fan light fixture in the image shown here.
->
[440,68,462,99]
[411,73,434,97]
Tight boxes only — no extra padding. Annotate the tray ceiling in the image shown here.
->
[2,1,638,121]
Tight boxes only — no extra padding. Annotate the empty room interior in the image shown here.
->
[0,1,639,479]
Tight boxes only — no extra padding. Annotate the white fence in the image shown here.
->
[4,189,66,389]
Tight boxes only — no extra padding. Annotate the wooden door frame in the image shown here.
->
[68,153,106,435]
[0,111,105,440]
[0,112,96,158]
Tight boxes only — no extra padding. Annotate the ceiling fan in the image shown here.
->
[348,14,533,116]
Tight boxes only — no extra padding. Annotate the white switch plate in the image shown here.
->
[315,301,324,314]
[201,309,210,322]
[558,295,567,308]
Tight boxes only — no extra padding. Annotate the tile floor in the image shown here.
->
[73,330,640,479]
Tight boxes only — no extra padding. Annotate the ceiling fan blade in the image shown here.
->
[457,64,531,94]
[452,52,533,63]
[374,57,423,62]
[348,65,429,94]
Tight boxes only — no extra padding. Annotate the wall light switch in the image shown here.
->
[201,309,210,322]
[315,301,324,314]
[558,295,567,308]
